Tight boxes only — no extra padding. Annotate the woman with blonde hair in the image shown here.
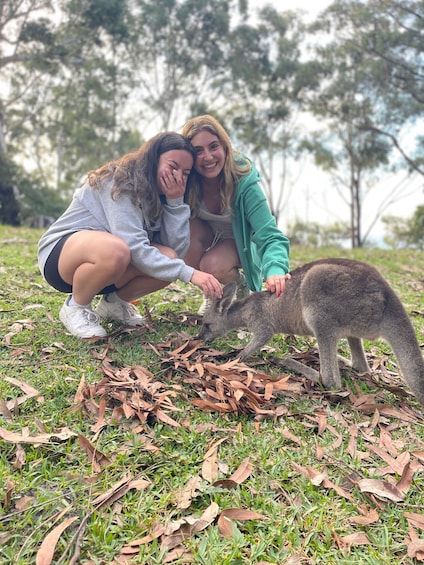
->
[38,131,222,338]
[182,114,290,314]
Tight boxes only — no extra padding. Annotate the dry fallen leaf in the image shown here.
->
[357,478,405,503]
[406,525,424,561]
[349,505,379,526]
[76,361,184,428]
[405,512,424,530]
[78,434,112,472]
[12,444,26,469]
[334,531,371,553]
[161,502,220,550]
[229,457,253,483]
[176,476,203,510]
[2,481,14,510]
[35,516,78,565]
[120,522,165,551]
[91,475,150,511]
[217,507,266,538]
[0,426,77,444]
[291,462,355,502]
[202,439,226,483]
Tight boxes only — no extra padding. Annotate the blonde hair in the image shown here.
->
[182,115,251,216]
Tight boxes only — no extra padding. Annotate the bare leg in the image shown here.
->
[58,231,177,304]
[184,218,242,285]
[113,245,178,302]
[184,218,214,269]
[59,231,130,304]
[198,239,241,284]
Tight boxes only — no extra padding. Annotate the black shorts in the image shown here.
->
[43,233,118,295]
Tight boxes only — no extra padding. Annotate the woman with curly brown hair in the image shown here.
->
[38,131,222,338]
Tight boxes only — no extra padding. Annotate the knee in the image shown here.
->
[106,240,131,272]
[199,253,222,277]
[190,219,213,246]
[166,248,178,260]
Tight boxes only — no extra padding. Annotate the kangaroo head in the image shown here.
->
[198,281,237,342]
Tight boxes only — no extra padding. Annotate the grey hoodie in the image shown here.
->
[38,179,194,284]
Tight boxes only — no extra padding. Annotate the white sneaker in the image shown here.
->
[59,298,107,338]
[197,297,213,316]
[95,295,145,326]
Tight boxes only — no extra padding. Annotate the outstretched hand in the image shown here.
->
[265,273,291,297]
[191,270,222,299]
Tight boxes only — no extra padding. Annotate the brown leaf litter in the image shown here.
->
[4,322,424,563]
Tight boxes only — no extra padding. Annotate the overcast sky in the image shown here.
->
[248,0,330,20]
[245,0,423,245]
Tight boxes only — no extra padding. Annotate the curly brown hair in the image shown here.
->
[87,132,195,221]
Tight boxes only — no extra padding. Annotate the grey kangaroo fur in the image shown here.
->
[199,258,424,404]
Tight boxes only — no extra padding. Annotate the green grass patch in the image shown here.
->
[1,225,424,564]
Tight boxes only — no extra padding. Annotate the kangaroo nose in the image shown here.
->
[198,327,209,342]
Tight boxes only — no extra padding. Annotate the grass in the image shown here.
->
[1,224,424,564]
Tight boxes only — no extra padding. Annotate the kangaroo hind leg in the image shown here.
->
[316,334,342,389]
[347,336,370,373]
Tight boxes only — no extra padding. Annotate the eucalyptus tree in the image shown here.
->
[0,0,62,220]
[125,0,243,132]
[1,0,136,199]
[383,204,424,250]
[212,5,315,223]
[349,0,424,173]
[306,0,423,247]
[43,0,137,194]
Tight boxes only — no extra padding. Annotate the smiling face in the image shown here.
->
[156,149,194,193]
[190,130,227,183]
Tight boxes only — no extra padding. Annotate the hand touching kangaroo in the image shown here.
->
[198,258,424,404]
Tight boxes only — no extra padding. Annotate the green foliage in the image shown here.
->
[2,0,137,193]
[287,218,351,247]
[80,0,130,40]
[18,178,68,221]
[0,0,422,242]
[1,226,424,563]
[305,0,424,247]
[409,205,424,249]
[310,0,423,171]
[0,152,67,224]
[0,153,24,225]
[383,205,424,250]
[19,19,56,47]
[127,0,235,130]
[220,7,309,220]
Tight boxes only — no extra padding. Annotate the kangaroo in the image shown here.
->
[198,258,424,404]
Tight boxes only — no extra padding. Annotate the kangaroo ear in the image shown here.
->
[219,282,237,312]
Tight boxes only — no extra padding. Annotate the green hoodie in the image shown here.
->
[232,161,290,291]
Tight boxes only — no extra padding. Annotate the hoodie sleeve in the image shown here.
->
[233,162,290,286]
[159,196,191,258]
[78,183,194,283]
[243,182,290,277]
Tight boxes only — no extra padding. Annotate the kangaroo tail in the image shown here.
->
[381,295,424,404]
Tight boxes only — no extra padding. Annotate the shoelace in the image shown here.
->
[121,302,140,318]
